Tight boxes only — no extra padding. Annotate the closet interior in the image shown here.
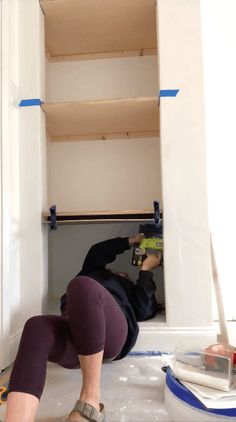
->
[40,0,165,324]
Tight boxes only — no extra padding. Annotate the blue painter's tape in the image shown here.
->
[19,99,43,107]
[159,89,179,97]
[128,351,162,356]
[166,368,236,417]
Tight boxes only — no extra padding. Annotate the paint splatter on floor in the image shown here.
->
[0,356,171,422]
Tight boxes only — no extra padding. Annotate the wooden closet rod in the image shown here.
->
[43,209,163,224]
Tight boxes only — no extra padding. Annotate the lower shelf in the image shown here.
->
[42,97,159,142]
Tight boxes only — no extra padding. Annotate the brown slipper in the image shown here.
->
[67,400,106,422]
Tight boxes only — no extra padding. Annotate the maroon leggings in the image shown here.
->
[8,276,128,399]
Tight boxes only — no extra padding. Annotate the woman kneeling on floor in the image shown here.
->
[5,235,162,422]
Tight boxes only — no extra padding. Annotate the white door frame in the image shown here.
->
[0,0,12,371]
[0,0,47,370]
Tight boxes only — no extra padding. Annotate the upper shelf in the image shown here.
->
[40,0,157,62]
[42,97,159,142]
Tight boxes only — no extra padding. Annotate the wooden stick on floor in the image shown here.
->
[210,235,229,345]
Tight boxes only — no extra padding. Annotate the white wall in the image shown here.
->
[46,56,162,212]
[46,56,159,102]
[157,0,214,337]
[0,0,47,368]
[47,138,161,212]
[200,0,236,320]
[18,0,48,322]
[1,0,20,369]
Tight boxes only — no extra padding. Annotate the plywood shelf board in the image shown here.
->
[42,97,159,141]
[40,0,157,61]
[47,49,157,63]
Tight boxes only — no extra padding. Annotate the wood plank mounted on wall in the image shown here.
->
[42,97,159,141]
[42,209,156,223]
[40,0,157,61]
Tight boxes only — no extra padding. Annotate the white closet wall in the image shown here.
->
[201,0,236,321]
[0,0,47,369]
[46,57,159,102]
[154,0,216,351]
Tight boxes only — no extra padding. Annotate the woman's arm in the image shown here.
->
[131,254,161,321]
[79,237,131,274]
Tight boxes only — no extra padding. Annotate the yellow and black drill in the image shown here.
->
[132,201,163,266]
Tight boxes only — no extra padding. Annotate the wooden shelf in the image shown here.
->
[42,97,159,141]
[40,0,157,62]
[43,209,158,224]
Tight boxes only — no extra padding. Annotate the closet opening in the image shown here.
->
[40,0,166,343]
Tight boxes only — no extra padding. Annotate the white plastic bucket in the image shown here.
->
[165,368,236,422]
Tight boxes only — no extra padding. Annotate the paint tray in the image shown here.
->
[172,350,233,392]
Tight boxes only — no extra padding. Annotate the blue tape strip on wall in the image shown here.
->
[159,89,179,97]
[19,99,43,107]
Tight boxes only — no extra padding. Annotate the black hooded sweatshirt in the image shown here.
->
[60,237,158,360]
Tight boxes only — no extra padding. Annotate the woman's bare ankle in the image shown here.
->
[79,394,100,412]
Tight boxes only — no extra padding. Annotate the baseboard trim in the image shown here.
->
[134,324,217,352]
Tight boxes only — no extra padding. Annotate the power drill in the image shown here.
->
[132,201,163,266]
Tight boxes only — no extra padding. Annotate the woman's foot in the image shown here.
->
[68,400,106,422]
